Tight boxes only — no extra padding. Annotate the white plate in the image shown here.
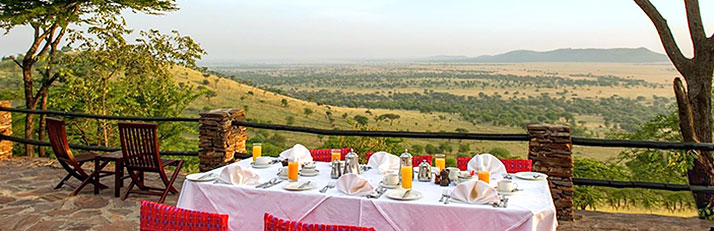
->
[299,170,319,177]
[251,162,272,169]
[496,188,523,196]
[515,172,548,181]
[380,182,400,189]
[186,172,218,182]
[282,181,316,191]
[385,189,423,201]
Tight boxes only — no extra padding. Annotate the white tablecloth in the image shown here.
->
[176,159,557,231]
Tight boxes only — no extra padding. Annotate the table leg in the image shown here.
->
[115,160,122,197]
[94,158,100,195]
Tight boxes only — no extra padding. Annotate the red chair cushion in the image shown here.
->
[500,158,532,173]
[264,213,376,231]
[456,157,533,173]
[140,200,229,231]
[411,155,432,167]
[309,148,353,162]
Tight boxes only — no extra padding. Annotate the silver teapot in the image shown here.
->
[417,159,432,182]
[343,150,360,175]
[331,160,343,179]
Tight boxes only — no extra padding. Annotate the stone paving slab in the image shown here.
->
[0,157,712,230]
[0,157,184,231]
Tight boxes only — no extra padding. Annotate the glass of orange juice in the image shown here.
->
[331,149,341,162]
[400,166,413,189]
[477,171,490,184]
[288,159,299,181]
[252,143,262,162]
[435,154,445,172]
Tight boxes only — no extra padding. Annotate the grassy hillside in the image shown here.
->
[171,67,624,161]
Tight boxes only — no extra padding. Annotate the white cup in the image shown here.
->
[255,156,271,165]
[383,174,399,186]
[302,168,317,174]
[303,161,316,169]
[447,167,460,181]
[498,180,519,192]
[278,167,289,177]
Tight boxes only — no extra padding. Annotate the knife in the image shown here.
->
[197,173,215,180]
[298,181,312,189]
[263,179,284,189]
[401,189,411,198]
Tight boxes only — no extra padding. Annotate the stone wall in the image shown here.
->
[198,109,247,172]
[527,124,574,221]
[0,101,11,160]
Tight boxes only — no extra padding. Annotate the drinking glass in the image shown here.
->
[288,159,299,181]
[401,166,413,189]
[435,154,446,172]
[331,149,341,162]
[477,171,490,184]
[252,143,262,162]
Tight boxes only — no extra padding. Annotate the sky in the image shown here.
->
[1,0,713,62]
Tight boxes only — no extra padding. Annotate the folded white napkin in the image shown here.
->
[336,173,375,196]
[217,165,260,185]
[467,153,507,179]
[279,144,313,164]
[450,180,499,204]
[367,151,400,175]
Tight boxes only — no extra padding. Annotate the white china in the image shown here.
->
[446,167,460,181]
[299,169,319,177]
[255,156,272,165]
[277,166,289,177]
[497,179,519,193]
[383,173,399,186]
[251,162,271,169]
[282,181,316,191]
[385,189,423,201]
[379,181,400,189]
[186,172,218,182]
[514,172,548,181]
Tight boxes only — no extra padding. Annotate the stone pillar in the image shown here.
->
[0,101,10,160]
[527,124,574,221]
[198,109,247,172]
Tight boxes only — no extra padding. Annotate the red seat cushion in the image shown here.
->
[140,200,229,231]
[456,157,533,173]
[264,213,376,231]
[309,148,352,162]
[412,155,433,167]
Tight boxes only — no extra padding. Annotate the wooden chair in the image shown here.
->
[46,117,112,195]
[140,200,229,231]
[118,122,184,203]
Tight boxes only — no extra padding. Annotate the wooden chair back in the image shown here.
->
[118,122,163,172]
[46,117,88,177]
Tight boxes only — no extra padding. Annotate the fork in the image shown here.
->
[319,182,337,193]
[256,178,277,188]
[263,179,284,189]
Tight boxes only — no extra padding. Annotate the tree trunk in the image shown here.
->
[22,64,35,157]
[37,94,48,157]
[683,71,714,217]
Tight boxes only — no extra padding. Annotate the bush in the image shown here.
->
[445,157,456,168]
[488,147,515,159]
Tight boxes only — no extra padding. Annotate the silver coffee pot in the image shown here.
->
[331,160,343,179]
[343,150,360,175]
[417,159,432,182]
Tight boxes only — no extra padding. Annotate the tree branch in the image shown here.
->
[674,77,699,143]
[8,56,22,68]
[635,0,692,75]
[684,0,707,56]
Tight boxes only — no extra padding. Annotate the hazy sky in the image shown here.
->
[1,0,713,61]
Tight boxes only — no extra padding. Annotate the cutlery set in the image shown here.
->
[366,186,387,199]
[319,182,336,193]
[255,178,284,189]
[439,189,451,204]
[492,196,509,208]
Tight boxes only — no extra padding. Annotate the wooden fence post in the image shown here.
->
[198,109,247,172]
[527,124,574,221]
[0,101,10,160]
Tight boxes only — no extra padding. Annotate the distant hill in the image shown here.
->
[425,48,669,63]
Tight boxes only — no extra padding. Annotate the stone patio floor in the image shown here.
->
[0,157,712,230]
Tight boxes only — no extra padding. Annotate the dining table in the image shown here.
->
[176,158,557,231]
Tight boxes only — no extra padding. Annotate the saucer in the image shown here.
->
[379,182,400,189]
[283,181,316,191]
[496,188,523,196]
[385,189,423,201]
[251,162,272,169]
[299,169,319,177]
